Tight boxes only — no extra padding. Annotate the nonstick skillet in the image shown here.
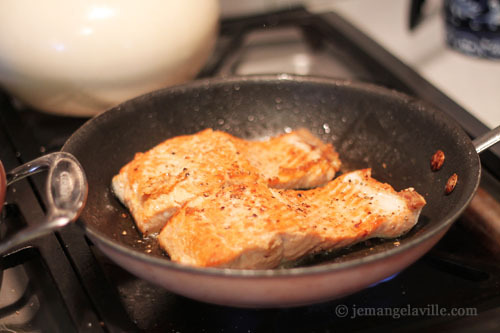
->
[2,75,499,307]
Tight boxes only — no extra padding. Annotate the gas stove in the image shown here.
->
[0,7,499,332]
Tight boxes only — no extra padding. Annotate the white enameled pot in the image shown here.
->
[0,0,219,116]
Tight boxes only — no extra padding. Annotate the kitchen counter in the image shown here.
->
[309,0,500,129]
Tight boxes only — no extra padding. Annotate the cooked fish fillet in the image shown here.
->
[112,128,340,235]
[240,128,340,189]
[158,181,302,269]
[277,169,426,257]
[112,129,259,236]
[158,169,426,269]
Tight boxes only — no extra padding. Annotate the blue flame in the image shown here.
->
[368,272,400,288]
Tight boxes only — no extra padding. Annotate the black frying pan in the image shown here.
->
[2,75,499,307]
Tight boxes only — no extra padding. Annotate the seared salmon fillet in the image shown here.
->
[112,129,340,235]
[159,181,299,269]
[239,129,340,189]
[158,169,426,269]
[277,169,426,255]
[112,129,259,236]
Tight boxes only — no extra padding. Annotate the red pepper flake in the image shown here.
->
[252,213,257,218]
[431,150,445,171]
[445,173,458,194]
[220,206,225,210]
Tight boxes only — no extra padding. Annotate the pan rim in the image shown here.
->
[63,74,482,278]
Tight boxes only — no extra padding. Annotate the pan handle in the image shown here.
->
[0,152,87,255]
[473,125,500,154]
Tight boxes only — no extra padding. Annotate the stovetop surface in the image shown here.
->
[0,7,499,333]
